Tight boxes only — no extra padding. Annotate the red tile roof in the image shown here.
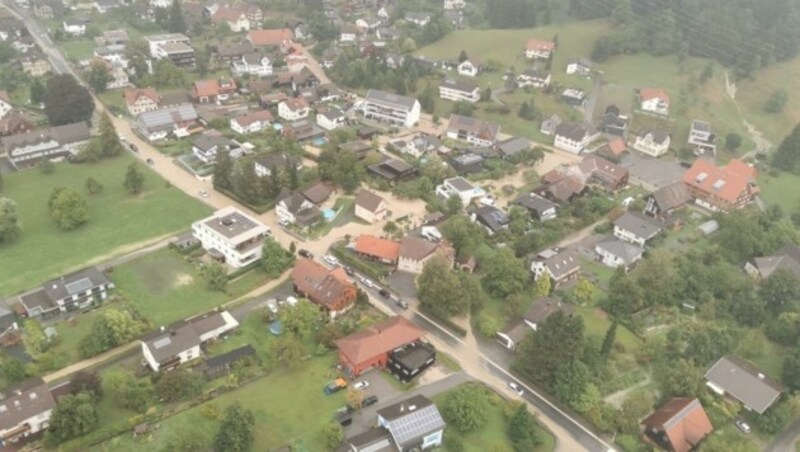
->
[291,258,355,310]
[641,398,713,452]
[233,109,273,127]
[193,79,220,97]
[526,39,555,52]
[683,158,757,203]
[283,97,309,111]
[355,234,400,262]
[606,137,626,155]
[212,6,245,23]
[123,87,159,107]
[335,316,424,365]
[639,87,670,104]
[248,28,293,46]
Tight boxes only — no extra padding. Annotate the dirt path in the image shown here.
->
[603,372,652,408]
[42,342,139,383]
[724,72,773,158]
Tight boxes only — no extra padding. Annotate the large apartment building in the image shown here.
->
[362,90,420,128]
[192,207,270,268]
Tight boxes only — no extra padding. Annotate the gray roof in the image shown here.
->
[448,114,500,142]
[204,210,261,239]
[439,78,478,94]
[753,245,800,279]
[355,190,385,213]
[398,236,438,261]
[19,289,53,313]
[365,89,418,111]
[614,211,662,240]
[639,128,670,144]
[651,182,691,212]
[555,121,593,141]
[447,176,475,192]
[535,249,580,280]
[302,182,334,205]
[691,119,712,133]
[254,152,300,171]
[596,237,644,265]
[705,355,783,414]
[192,133,236,152]
[472,205,509,233]
[496,136,531,157]
[524,297,575,325]
[0,378,56,432]
[346,427,394,451]
[136,104,198,129]
[278,189,311,214]
[514,192,556,214]
[1,122,90,152]
[142,311,229,363]
[41,266,109,303]
[521,68,549,79]
[378,394,445,447]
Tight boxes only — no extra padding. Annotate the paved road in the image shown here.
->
[582,74,603,125]
[766,417,800,452]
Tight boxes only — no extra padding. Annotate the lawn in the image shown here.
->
[110,248,268,326]
[95,354,347,452]
[60,39,97,61]
[575,306,642,352]
[431,383,555,452]
[737,56,800,144]
[0,155,210,297]
[758,170,800,214]
[97,90,128,117]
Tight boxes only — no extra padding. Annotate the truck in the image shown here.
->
[324,378,348,395]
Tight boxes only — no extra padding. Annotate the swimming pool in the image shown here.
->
[322,208,336,221]
[312,137,328,146]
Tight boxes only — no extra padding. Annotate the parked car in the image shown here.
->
[395,299,409,310]
[344,266,355,276]
[324,254,339,266]
[278,218,290,227]
[145,157,153,166]
[336,411,352,426]
[361,278,374,288]
[508,381,524,397]
[324,378,348,395]
[265,299,278,314]
[378,288,391,298]
[129,143,138,152]
[353,380,370,390]
[298,249,313,258]
[199,190,209,199]
[362,395,378,407]
[735,420,751,434]
[286,296,298,307]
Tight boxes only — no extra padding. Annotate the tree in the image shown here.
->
[29,77,45,104]
[155,369,203,402]
[323,420,344,449]
[261,237,295,278]
[654,358,704,398]
[44,74,94,125]
[442,385,490,433]
[514,311,584,386]
[214,148,233,190]
[162,424,212,452]
[168,0,187,33]
[764,89,789,113]
[446,193,463,214]
[401,37,417,53]
[85,177,103,194]
[214,403,255,452]
[517,101,537,120]
[2,358,27,383]
[573,278,595,305]
[482,248,528,298]
[123,163,145,194]
[418,257,471,318]
[277,299,322,340]
[418,83,437,114]
[151,59,187,88]
[86,59,111,92]
[553,359,591,409]
[70,371,102,398]
[782,349,800,390]
[0,197,21,242]
[441,215,483,256]
[773,123,800,170]
[269,335,305,369]
[317,148,365,193]
[201,262,228,292]
[103,370,153,412]
[79,308,147,358]
[44,392,98,446]
[480,86,492,102]
[725,133,742,151]
[48,187,89,230]
[600,321,617,357]
[507,403,542,452]
[533,272,551,298]
[22,319,51,355]
[458,50,469,62]
[760,269,800,312]
[346,388,365,411]
[96,113,124,157]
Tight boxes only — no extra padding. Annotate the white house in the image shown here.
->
[447,114,500,147]
[553,121,599,154]
[275,190,320,226]
[340,25,358,43]
[231,54,272,77]
[439,79,480,103]
[354,190,388,224]
[286,54,308,73]
[404,12,431,26]
[443,0,466,9]
[525,38,555,59]
[530,248,580,287]
[18,266,114,317]
[144,33,191,58]
[639,88,670,115]
[2,122,91,170]
[192,207,270,268]
[212,7,250,32]
[316,106,346,131]
[278,98,310,121]
[377,395,445,450]
[0,91,12,119]
[516,68,551,88]
[62,19,86,36]
[0,378,56,447]
[134,104,199,142]
[140,311,239,372]
[362,90,421,128]
[397,236,453,275]
[566,58,592,77]
[457,58,479,77]
[435,177,486,206]
[124,88,160,116]
[595,237,644,269]
[633,129,671,157]
[191,132,242,164]
[230,110,273,135]
[613,211,662,247]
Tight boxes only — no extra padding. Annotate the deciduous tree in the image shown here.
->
[44,74,94,125]
[323,420,344,449]
[154,369,203,402]
[482,248,528,298]
[103,369,153,412]
[201,262,228,292]
[442,384,490,433]
[85,177,103,194]
[507,403,542,452]
[87,59,111,93]
[44,392,98,446]
[0,197,21,242]
[214,403,255,452]
[123,163,145,194]
[514,311,584,386]
[48,187,89,230]
[418,257,471,318]
[261,237,295,278]
[278,299,322,340]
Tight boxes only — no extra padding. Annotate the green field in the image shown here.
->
[576,306,641,352]
[0,155,210,297]
[737,58,800,144]
[758,171,800,213]
[61,40,97,61]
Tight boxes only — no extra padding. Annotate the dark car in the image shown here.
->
[146,158,154,166]
[378,288,391,298]
[362,395,378,407]
[298,249,313,259]
[129,143,138,152]
[395,299,409,310]
[344,266,355,276]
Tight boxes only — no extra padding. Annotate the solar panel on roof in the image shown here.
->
[65,278,93,295]
[389,405,445,445]
[153,337,172,349]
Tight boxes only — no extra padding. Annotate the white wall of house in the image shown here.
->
[633,134,670,157]
[128,97,159,116]
[354,202,386,224]
[457,60,478,77]
[446,129,494,147]
[191,211,268,268]
[317,113,344,131]
[613,225,648,247]
[640,98,669,115]
[554,133,591,154]
[363,99,421,128]
[439,86,479,103]
[278,102,309,121]
[397,254,431,274]
[0,408,53,440]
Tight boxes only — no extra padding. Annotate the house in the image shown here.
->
[215,41,254,66]
[561,88,587,106]
[340,140,373,160]
[231,53,272,77]
[496,297,574,349]
[435,176,486,206]
[2,122,91,170]
[443,10,464,27]
[443,0,466,9]
[354,190,388,224]
[0,91,12,119]
[93,44,129,68]
[368,158,419,183]
[92,59,129,90]
[192,207,270,268]
[493,136,531,160]
[102,29,128,45]
[355,234,400,265]
[540,114,562,136]
[374,395,445,450]
[230,109,273,134]
[362,90,421,128]
[140,311,239,372]
[282,119,325,142]
[599,105,628,136]
[0,110,34,137]
[286,54,308,73]
[278,97,310,121]
[246,28,293,48]
[539,171,587,204]
[683,158,758,211]
[613,211,662,246]
[596,137,627,161]
[397,236,454,274]
[404,12,431,26]
[516,68,551,88]
[316,106,346,131]
[134,104,199,142]
[276,189,321,227]
[387,341,437,382]
[302,181,335,206]
[291,258,357,318]
[595,236,644,269]
[513,192,557,221]
[554,121,599,154]
[705,355,783,414]
[391,134,444,159]
[575,154,629,192]
[211,6,250,32]
[525,38,555,59]
[335,316,425,377]
[449,153,484,174]
[469,205,509,235]
[0,378,56,447]
[191,131,242,164]
[457,58,480,77]
[254,153,302,178]
[688,120,717,156]
[530,248,580,287]
[639,88,670,115]
[339,24,359,43]
[747,245,800,280]
[447,114,500,147]
[191,78,237,104]
[566,58,592,77]
[19,54,51,77]
[438,78,480,103]
[641,398,714,452]
[62,19,86,36]
[633,128,671,157]
[145,33,195,66]
[18,267,113,318]
[644,181,691,218]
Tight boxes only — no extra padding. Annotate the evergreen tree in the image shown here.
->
[213,149,233,190]
[600,321,617,357]
[29,77,45,104]
[123,163,145,194]
[97,113,124,157]
[168,0,187,34]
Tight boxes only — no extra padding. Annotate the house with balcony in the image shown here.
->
[435,177,486,206]
[230,110,273,134]
[191,131,242,164]
[633,128,671,157]
[278,97,310,121]
[362,90,421,128]
[554,121,599,154]
[516,68,551,88]
[192,78,237,104]
[19,266,113,318]
[530,248,580,287]
[134,104,199,142]
[124,88,160,116]
[683,158,758,211]
[525,38,555,59]
[687,119,716,156]
[446,114,500,147]
[231,53,272,77]
[0,378,56,447]
[639,88,670,116]
[192,207,270,268]
[438,78,480,103]
[145,33,195,68]
[276,189,321,228]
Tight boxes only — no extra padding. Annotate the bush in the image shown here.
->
[442,384,491,433]
[154,369,203,403]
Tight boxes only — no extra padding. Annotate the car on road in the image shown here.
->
[118,134,126,142]
[395,299,409,310]
[298,249,313,258]
[352,381,369,390]
[378,288,391,298]
[362,395,378,407]
[735,420,751,434]
[344,266,355,276]
[146,157,154,166]
[361,278,374,288]
[199,190,209,198]
[508,381,524,397]
[323,254,339,266]
[129,143,138,152]
[278,218,290,227]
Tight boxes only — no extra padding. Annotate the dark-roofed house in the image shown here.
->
[595,236,644,269]
[438,78,480,103]
[469,205,509,235]
[599,105,628,136]
[291,258,357,318]
[388,341,436,383]
[495,136,532,160]
[575,154,629,192]
[745,245,800,280]
[644,182,691,218]
[554,121,598,154]
[613,211,662,247]
[253,152,302,178]
[705,355,783,414]
[191,131,242,164]
[446,114,500,147]
[363,89,421,128]
[530,248,580,287]
[2,122,91,170]
[540,172,586,204]
[19,267,113,318]
[641,398,713,452]
[345,426,394,452]
[0,378,56,447]
[134,104,199,142]
[496,297,575,349]
[302,181,335,206]
[397,236,455,275]
[336,316,424,377]
[514,192,557,221]
[368,158,418,183]
[377,394,445,450]
[282,119,325,142]
[140,310,240,372]
[449,153,484,174]
[276,189,321,228]
[354,190,388,224]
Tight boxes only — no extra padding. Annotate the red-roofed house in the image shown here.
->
[335,316,425,377]
[230,109,273,134]
[525,39,555,59]
[277,97,310,121]
[355,234,401,265]
[683,158,759,211]
[639,88,670,115]
[211,6,250,32]
[641,398,713,452]
[291,258,356,318]
[191,78,238,104]
[247,28,293,47]
[124,87,160,116]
